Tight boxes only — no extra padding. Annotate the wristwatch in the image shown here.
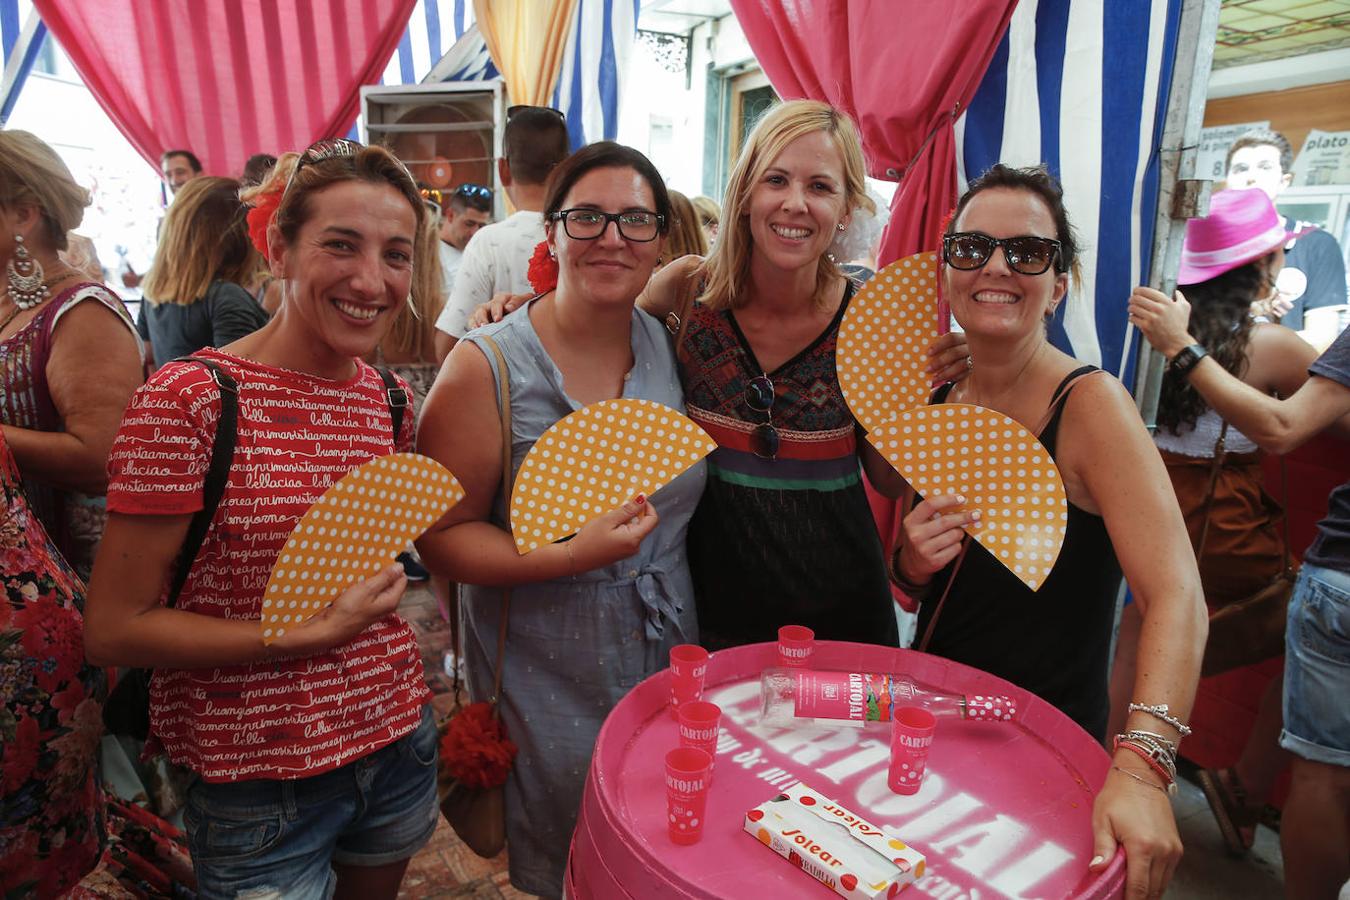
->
[1169,343,1208,377]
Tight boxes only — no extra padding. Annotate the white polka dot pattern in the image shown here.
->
[868,404,1068,590]
[837,251,942,435]
[508,398,716,554]
[261,453,464,644]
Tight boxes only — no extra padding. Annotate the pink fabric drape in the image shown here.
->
[729,0,1016,610]
[33,0,417,177]
[728,0,1015,263]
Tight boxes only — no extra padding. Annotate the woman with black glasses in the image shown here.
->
[893,163,1205,899]
[416,142,704,898]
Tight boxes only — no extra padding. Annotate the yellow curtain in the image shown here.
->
[473,0,578,107]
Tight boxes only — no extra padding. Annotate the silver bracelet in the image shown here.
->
[1128,702,1192,738]
[1121,728,1178,756]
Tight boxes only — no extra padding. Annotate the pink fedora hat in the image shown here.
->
[1178,188,1286,285]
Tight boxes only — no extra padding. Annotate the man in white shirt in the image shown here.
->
[434,106,570,362]
[436,182,493,299]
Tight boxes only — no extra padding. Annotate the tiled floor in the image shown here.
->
[397,584,1290,898]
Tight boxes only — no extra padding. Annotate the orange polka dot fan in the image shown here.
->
[509,399,717,553]
[837,252,1068,590]
[261,453,465,644]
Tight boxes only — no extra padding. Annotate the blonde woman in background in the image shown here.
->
[658,190,709,269]
[691,194,720,246]
[0,129,142,578]
[368,199,443,413]
[138,176,269,368]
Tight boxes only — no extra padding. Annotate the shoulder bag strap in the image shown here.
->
[1031,366,1103,436]
[165,357,239,607]
[476,335,514,713]
[374,366,409,441]
[1193,422,1229,559]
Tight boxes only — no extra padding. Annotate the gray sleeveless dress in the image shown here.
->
[461,301,705,897]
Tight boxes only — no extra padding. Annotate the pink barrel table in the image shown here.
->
[567,641,1125,898]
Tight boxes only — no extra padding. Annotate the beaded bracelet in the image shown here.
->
[1128,702,1192,737]
[1111,765,1169,795]
[1113,738,1177,794]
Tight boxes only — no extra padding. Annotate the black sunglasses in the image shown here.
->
[455,183,493,202]
[507,104,565,122]
[745,374,779,460]
[942,232,1063,276]
[287,138,414,199]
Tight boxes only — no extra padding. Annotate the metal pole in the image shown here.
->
[1133,0,1223,428]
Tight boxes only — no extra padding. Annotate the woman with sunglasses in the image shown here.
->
[416,141,703,899]
[895,163,1205,899]
[86,140,437,900]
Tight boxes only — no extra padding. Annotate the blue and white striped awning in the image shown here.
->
[0,0,45,126]
[956,0,1184,385]
[375,0,638,150]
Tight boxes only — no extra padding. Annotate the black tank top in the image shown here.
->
[914,366,1120,740]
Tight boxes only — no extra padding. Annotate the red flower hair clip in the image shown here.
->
[246,184,284,262]
[527,241,558,295]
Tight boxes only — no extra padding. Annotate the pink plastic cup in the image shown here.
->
[777,624,814,668]
[889,705,936,795]
[665,746,713,845]
[669,644,709,719]
[677,701,722,776]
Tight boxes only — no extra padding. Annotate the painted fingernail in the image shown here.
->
[1089,855,1104,868]
[970,510,981,521]
[955,495,966,504]
[635,494,646,505]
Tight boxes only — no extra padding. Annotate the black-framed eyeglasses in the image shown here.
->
[745,374,779,460]
[455,183,493,202]
[942,232,1063,276]
[507,104,565,123]
[549,208,664,243]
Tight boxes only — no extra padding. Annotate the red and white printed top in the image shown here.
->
[106,348,430,782]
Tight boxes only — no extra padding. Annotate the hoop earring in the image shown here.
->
[7,234,48,310]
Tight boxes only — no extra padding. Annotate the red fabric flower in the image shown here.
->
[246,184,284,262]
[526,241,558,295]
[439,702,517,790]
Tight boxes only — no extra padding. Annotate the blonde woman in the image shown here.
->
[138,176,268,367]
[646,100,939,648]
[0,130,142,578]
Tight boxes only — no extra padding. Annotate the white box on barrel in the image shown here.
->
[743,782,926,898]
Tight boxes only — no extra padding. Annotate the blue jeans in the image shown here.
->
[1281,564,1350,767]
[184,704,439,900]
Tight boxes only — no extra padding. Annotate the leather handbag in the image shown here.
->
[1195,423,1296,677]
[437,333,514,858]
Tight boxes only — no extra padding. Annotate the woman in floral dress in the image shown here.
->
[1,427,192,897]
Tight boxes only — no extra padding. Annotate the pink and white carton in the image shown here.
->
[743,782,926,898]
